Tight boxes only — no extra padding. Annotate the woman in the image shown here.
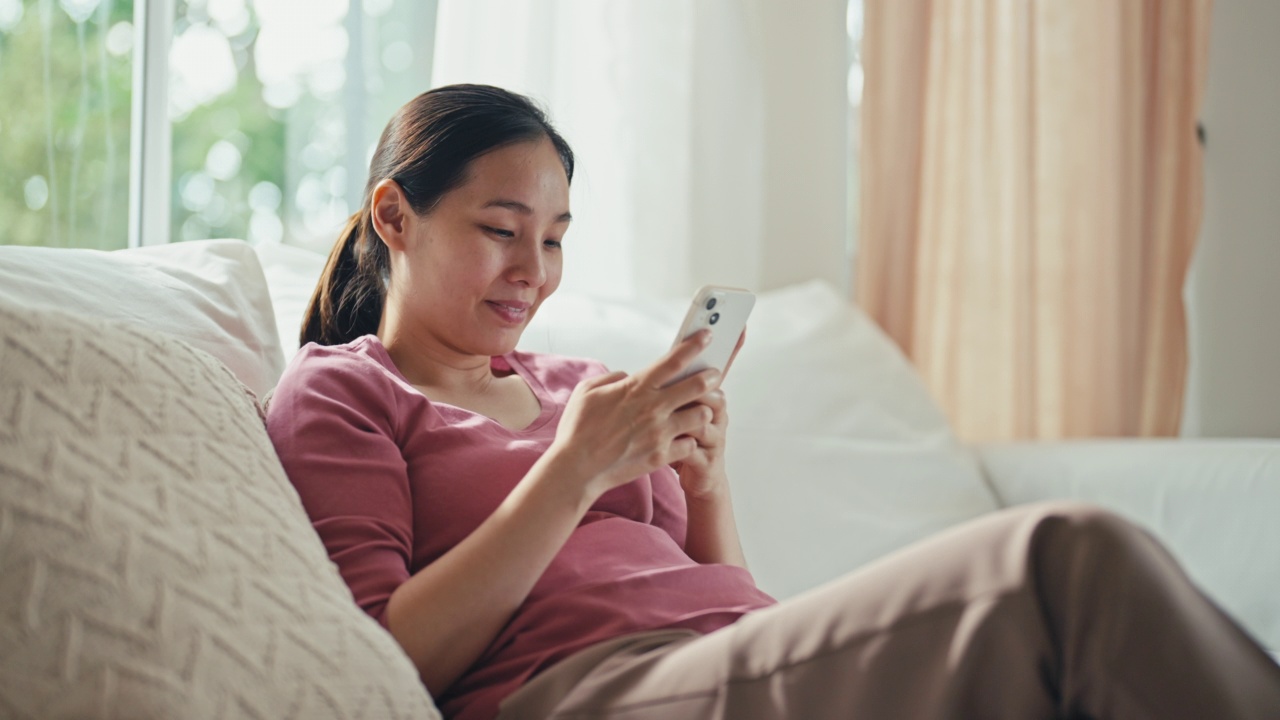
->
[266,84,1280,720]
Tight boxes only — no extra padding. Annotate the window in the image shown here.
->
[0,0,134,249]
[0,0,437,251]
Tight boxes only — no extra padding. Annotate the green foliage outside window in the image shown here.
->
[2,0,434,251]
[0,0,134,249]
[169,0,285,247]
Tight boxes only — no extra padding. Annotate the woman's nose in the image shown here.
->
[509,241,546,287]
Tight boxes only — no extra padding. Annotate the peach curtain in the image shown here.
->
[858,0,1212,441]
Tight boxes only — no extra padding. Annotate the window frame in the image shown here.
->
[128,0,172,248]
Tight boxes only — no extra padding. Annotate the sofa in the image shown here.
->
[1,239,1275,718]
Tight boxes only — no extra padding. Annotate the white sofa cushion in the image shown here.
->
[979,439,1280,652]
[0,299,439,719]
[728,430,997,599]
[0,240,284,396]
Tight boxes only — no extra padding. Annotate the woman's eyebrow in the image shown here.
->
[482,198,572,223]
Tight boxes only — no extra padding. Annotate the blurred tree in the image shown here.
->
[169,0,285,246]
[0,0,134,249]
[1,0,429,251]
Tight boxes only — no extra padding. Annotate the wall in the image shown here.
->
[751,0,851,294]
[1182,0,1280,437]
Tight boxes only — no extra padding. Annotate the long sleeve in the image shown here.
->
[266,344,413,627]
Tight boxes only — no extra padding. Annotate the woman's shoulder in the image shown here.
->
[270,335,402,409]
[285,335,394,378]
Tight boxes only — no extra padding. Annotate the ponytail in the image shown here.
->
[300,207,389,347]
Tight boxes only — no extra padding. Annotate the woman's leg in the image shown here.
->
[499,502,1280,719]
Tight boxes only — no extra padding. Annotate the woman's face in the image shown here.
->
[388,137,571,358]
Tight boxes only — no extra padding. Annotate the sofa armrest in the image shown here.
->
[975,439,1280,651]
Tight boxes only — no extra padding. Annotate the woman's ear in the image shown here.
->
[370,179,412,253]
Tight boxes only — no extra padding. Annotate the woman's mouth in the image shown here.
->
[485,300,530,324]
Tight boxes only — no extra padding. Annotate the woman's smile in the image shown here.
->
[485,298,532,325]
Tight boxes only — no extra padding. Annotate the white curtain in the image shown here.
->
[431,0,766,301]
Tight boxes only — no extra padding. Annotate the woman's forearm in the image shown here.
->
[384,450,596,697]
[683,479,748,569]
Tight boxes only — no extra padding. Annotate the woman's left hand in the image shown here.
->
[672,329,746,499]
[672,389,730,499]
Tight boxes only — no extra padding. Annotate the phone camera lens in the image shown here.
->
[705,297,717,310]
[709,312,720,325]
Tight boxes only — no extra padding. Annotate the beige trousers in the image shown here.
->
[496,502,1280,719]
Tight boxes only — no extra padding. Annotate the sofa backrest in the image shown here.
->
[0,240,285,396]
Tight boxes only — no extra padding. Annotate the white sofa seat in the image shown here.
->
[979,439,1280,651]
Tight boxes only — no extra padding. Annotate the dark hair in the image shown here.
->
[300,84,575,347]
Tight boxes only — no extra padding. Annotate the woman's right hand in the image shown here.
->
[547,330,720,500]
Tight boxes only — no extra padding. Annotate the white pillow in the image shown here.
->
[0,240,284,396]
[253,241,329,364]
[523,281,1001,598]
[0,297,439,719]
[718,281,955,441]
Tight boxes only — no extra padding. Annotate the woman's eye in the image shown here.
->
[482,225,515,238]
[544,239,563,249]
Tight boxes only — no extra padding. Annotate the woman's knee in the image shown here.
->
[1012,500,1136,535]
[1014,501,1156,578]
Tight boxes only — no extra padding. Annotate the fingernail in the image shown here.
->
[700,330,713,345]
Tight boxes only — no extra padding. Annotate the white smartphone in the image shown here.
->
[667,285,755,386]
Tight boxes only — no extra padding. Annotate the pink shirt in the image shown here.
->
[266,336,776,720]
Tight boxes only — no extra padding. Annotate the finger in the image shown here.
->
[580,369,628,390]
[723,326,747,378]
[660,368,721,412]
[671,404,715,439]
[700,389,726,414]
[701,424,725,448]
[666,436,698,464]
[677,390,726,423]
[682,389,725,407]
[683,422,724,450]
[675,451,709,475]
[639,330,711,389]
